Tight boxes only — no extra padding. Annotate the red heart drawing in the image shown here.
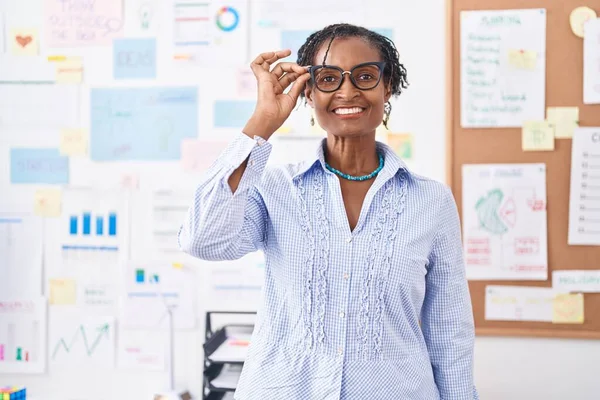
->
[15,35,33,48]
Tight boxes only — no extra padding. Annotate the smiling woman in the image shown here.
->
[178,23,478,400]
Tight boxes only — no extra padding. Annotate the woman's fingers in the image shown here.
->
[271,62,308,79]
[285,73,312,103]
[251,49,292,72]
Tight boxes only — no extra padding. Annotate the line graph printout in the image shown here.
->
[0,297,47,374]
[462,163,548,280]
[90,87,198,161]
[59,189,128,266]
[0,211,43,296]
[568,128,600,245]
[49,315,115,367]
[120,262,196,330]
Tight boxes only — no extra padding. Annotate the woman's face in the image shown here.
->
[304,36,391,139]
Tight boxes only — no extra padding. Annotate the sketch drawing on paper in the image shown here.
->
[462,164,548,281]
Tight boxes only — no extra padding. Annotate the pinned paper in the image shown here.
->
[508,49,537,70]
[49,278,77,305]
[553,293,584,324]
[55,57,83,83]
[10,28,39,56]
[522,121,555,151]
[387,133,414,160]
[60,128,88,155]
[121,173,140,189]
[547,107,579,139]
[34,188,62,217]
[569,6,597,38]
[181,139,229,172]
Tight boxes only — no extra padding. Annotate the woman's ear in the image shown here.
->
[304,86,314,108]
[384,83,392,103]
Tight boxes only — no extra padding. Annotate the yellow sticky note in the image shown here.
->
[522,121,555,151]
[547,107,579,139]
[172,262,183,269]
[55,57,83,84]
[387,132,414,160]
[508,49,537,70]
[570,6,597,38]
[34,188,62,217]
[10,28,39,56]
[275,126,292,134]
[60,128,88,155]
[553,293,584,324]
[49,278,77,305]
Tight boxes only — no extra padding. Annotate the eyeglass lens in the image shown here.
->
[314,64,382,92]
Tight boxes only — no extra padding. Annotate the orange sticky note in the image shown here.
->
[34,188,62,217]
[10,28,39,56]
[508,49,537,70]
[60,128,88,155]
[181,139,229,172]
[49,278,77,305]
[553,293,584,324]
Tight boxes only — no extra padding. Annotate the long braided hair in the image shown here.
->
[296,23,409,101]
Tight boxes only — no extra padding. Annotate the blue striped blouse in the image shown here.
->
[178,132,479,400]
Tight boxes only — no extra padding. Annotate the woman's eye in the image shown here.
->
[358,74,374,81]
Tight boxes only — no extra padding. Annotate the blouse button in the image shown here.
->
[337,347,343,356]
[345,237,352,243]
[339,311,345,318]
[343,273,349,280]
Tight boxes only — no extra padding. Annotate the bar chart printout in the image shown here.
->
[60,189,127,264]
[0,297,47,373]
[569,128,600,245]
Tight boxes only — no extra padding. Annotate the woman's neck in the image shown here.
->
[324,133,379,176]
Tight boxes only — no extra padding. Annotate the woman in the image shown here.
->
[179,23,478,399]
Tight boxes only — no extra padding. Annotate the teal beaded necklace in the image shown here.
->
[324,152,384,181]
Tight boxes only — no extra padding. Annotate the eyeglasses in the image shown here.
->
[309,61,386,93]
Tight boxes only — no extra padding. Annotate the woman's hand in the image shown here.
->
[243,49,311,140]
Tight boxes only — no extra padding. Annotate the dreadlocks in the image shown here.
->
[296,23,409,99]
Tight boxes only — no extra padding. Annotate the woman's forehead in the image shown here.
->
[313,37,382,68]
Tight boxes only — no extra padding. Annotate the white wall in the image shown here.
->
[1,0,597,399]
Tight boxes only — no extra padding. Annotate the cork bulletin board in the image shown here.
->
[447,0,600,339]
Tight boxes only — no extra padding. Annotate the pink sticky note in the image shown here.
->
[45,0,124,47]
[237,68,257,97]
[121,173,140,189]
[181,139,229,172]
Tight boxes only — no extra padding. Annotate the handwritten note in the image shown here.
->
[553,270,600,293]
[547,107,579,139]
[387,132,414,160]
[569,6,597,38]
[10,148,69,184]
[60,128,88,155]
[10,28,39,56]
[181,139,229,172]
[583,18,600,104]
[49,278,77,305]
[553,293,584,324]
[508,49,537,70]
[45,0,124,47]
[113,38,156,79]
[522,121,554,151]
[460,9,546,128]
[34,188,62,217]
[90,87,198,161]
[55,57,83,83]
[485,285,559,322]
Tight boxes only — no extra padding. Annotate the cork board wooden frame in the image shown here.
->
[446,0,600,339]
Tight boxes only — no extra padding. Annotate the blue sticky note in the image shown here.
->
[113,38,157,79]
[10,148,69,184]
[90,87,198,161]
[281,30,315,61]
[214,100,256,129]
[372,28,394,40]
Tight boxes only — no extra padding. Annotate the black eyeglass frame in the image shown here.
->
[308,61,387,93]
